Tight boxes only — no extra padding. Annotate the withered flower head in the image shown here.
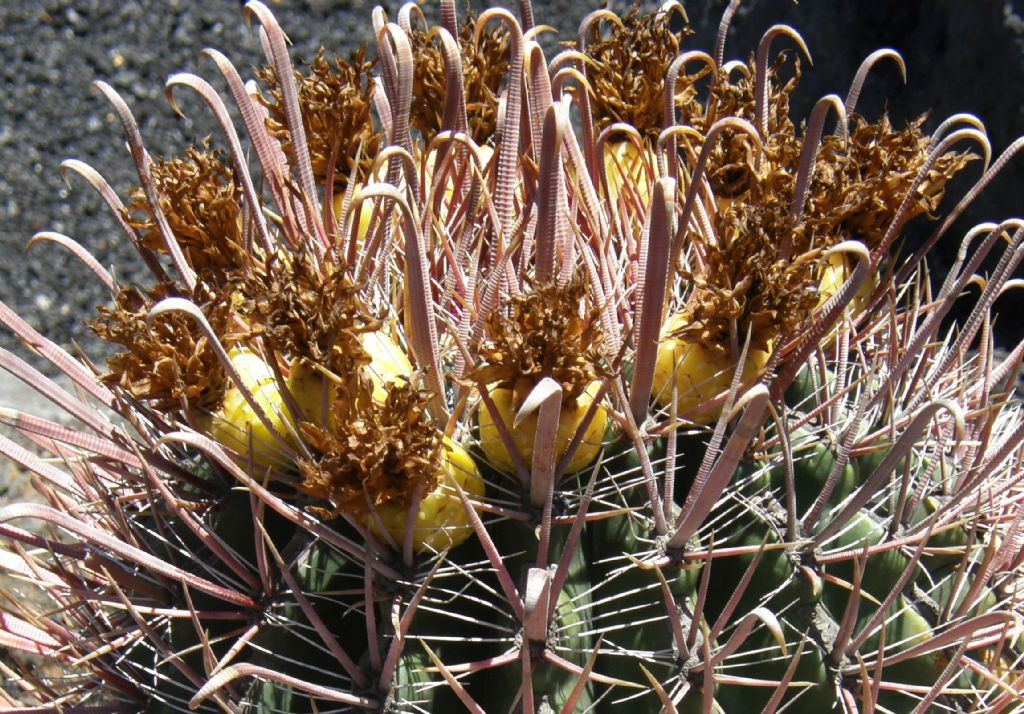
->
[237,252,380,379]
[258,47,382,191]
[90,281,238,413]
[410,15,510,145]
[468,280,609,402]
[805,114,976,251]
[297,382,442,521]
[676,198,821,354]
[581,7,694,136]
[126,143,246,282]
[704,54,802,199]
[673,56,809,352]
[680,109,975,352]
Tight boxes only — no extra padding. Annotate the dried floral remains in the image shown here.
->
[469,280,609,403]
[410,15,510,145]
[90,281,238,412]
[581,7,694,135]
[258,48,382,190]
[236,253,380,380]
[125,143,247,283]
[298,381,443,519]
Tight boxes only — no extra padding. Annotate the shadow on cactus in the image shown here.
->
[1,0,1023,712]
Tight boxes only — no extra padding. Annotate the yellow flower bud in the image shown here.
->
[332,191,374,249]
[200,348,299,471]
[427,143,495,201]
[816,253,879,348]
[652,318,771,424]
[478,381,608,475]
[604,140,653,210]
[282,330,414,431]
[361,330,413,402]
[284,359,332,427]
[817,252,876,312]
[368,437,484,553]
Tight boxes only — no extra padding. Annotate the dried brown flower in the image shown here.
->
[468,280,608,402]
[236,253,380,381]
[297,382,442,520]
[90,281,239,412]
[704,54,802,199]
[804,114,976,252]
[581,7,694,136]
[409,15,510,145]
[258,48,382,191]
[126,144,246,283]
[675,196,821,353]
[669,55,808,350]
[676,56,974,353]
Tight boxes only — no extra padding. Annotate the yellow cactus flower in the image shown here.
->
[284,359,333,427]
[200,347,299,471]
[200,335,408,471]
[816,252,880,348]
[331,145,496,250]
[368,437,485,553]
[282,329,413,431]
[361,330,413,401]
[478,381,608,475]
[330,152,390,250]
[652,317,771,423]
[332,191,374,247]
[469,282,611,475]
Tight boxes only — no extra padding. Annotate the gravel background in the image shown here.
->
[1,0,1023,372]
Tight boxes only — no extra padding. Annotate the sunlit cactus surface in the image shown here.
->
[1,1,1023,712]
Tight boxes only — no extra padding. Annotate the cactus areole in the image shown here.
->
[2,1,1024,712]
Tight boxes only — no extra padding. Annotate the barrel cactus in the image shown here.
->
[2,1,1023,712]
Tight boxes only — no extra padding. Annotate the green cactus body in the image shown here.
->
[767,427,859,512]
[784,365,836,412]
[819,507,911,606]
[908,495,972,573]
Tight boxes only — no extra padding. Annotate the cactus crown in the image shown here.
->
[1,1,1022,713]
